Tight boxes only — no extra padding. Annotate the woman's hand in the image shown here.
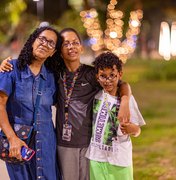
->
[0,56,13,72]
[8,136,28,160]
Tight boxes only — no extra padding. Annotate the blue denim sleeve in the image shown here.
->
[0,71,14,96]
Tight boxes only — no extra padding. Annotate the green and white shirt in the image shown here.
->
[86,90,146,167]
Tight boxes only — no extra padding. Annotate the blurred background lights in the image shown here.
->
[131,20,140,28]
[89,38,97,45]
[170,22,176,56]
[80,0,143,62]
[109,31,118,38]
[158,21,176,60]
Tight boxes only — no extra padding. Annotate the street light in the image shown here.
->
[33,0,44,20]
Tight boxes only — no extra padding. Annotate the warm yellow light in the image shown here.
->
[110,0,117,5]
[80,11,86,17]
[89,9,98,18]
[171,22,176,56]
[159,22,171,60]
[130,20,139,27]
[108,4,115,10]
[80,2,143,61]
[109,31,118,38]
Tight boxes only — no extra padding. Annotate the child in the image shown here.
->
[86,52,146,180]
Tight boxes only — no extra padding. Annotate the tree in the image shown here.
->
[0,0,26,43]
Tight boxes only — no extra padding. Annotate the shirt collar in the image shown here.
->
[21,64,47,80]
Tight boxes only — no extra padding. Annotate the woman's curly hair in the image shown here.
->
[93,51,123,74]
[17,26,63,76]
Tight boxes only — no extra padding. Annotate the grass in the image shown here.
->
[122,59,176,179]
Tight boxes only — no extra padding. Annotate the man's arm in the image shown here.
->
[118,81,131,123]
[0,56,13,72]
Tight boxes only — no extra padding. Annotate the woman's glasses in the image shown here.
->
[37,36,56,49]
[62,41,80,48]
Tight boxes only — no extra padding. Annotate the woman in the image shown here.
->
[0,26,62,180]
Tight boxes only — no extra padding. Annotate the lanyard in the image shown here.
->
[63,67,80,124]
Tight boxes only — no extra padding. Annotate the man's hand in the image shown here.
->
[0,56,13,72]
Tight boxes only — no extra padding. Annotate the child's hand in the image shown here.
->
[120,122,140,136]
[0,56,13,72]
[120,122,130,135]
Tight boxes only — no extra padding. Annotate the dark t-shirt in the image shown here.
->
[56,64,100,148]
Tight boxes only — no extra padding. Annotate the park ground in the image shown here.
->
[123,59,176,180]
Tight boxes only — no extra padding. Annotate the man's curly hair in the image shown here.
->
[17,26,63,76]
[93,51,123,74]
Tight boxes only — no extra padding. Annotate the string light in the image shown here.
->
[80,0,143,62]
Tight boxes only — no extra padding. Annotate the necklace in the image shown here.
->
[63,66,81,124]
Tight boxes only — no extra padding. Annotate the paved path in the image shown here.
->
[0,160,9,180]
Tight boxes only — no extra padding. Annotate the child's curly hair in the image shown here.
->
[93,51,123,74]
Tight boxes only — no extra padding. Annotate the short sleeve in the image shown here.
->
[129,95,146,126]
[0,64,15,96]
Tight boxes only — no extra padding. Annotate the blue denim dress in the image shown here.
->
[0,60,60,180]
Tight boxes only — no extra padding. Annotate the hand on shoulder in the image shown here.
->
[0,56,13,72]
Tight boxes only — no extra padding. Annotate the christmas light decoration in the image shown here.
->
[80,0,143,62]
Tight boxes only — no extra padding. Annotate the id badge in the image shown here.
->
[62,124,72,141]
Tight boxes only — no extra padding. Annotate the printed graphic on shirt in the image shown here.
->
[87,92,145,167]
[92,98,119,147]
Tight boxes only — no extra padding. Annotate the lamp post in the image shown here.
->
[33,0,44,20]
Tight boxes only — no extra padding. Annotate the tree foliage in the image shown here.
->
[0,0,26,42]
[1,0,176,54]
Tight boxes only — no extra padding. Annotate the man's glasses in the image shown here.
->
[98,74,118,82]
[62,41,80,48]
[37,36,56,49]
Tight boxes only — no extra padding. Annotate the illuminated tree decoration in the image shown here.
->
[80,0,143,62]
